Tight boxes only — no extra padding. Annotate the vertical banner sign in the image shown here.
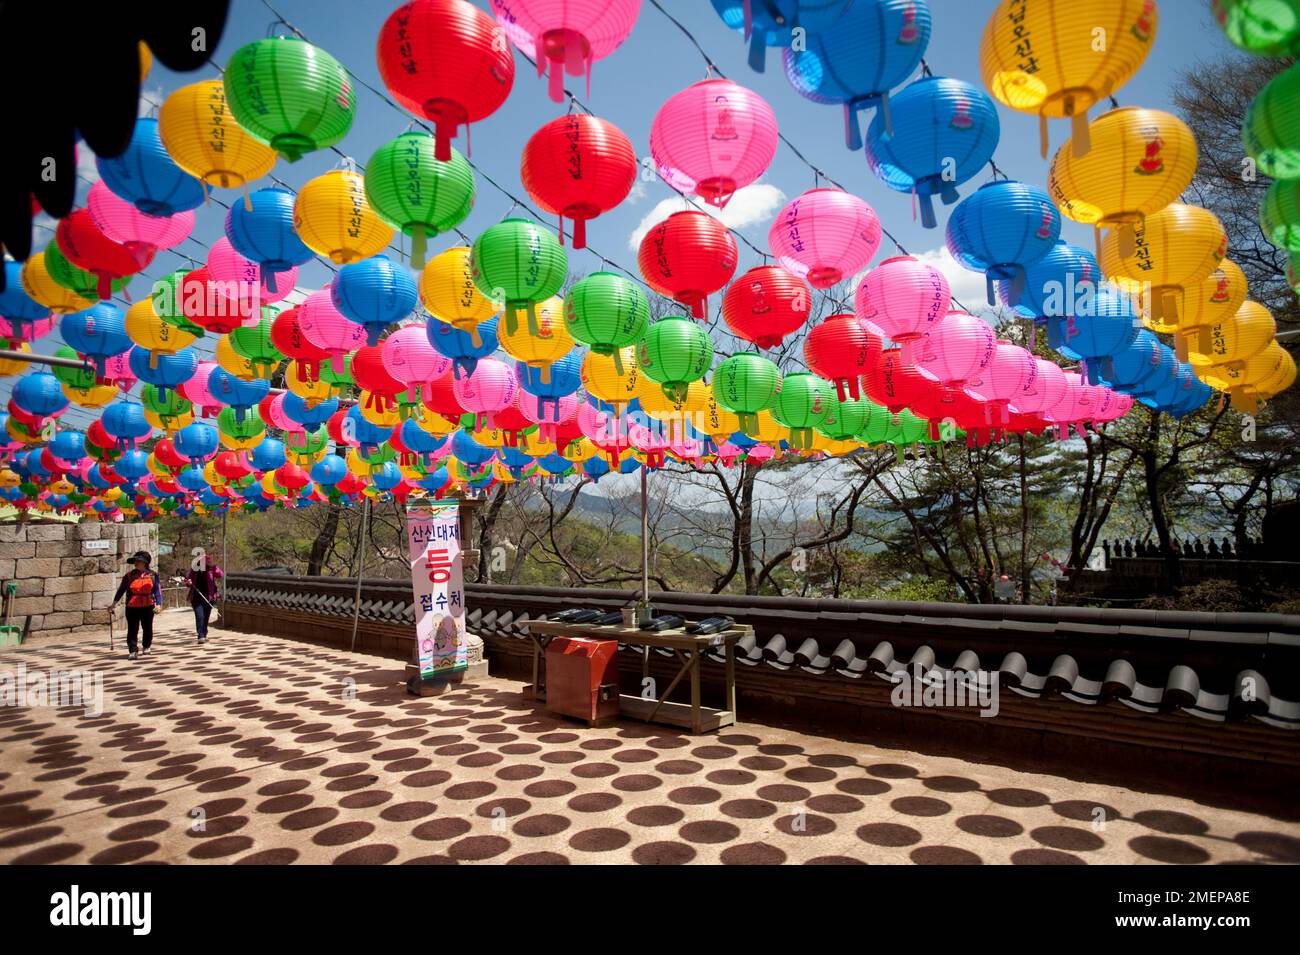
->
[407,501,468,678]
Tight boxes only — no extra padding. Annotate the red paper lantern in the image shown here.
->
[214,450,252,481]
[180,267,254,335]
[352,343,406,412]
[865,346,937,416]
[326,409,351,445]
[275,463,311,490]
[722,265,811,350]
[271,306,332,382]
[377,0,516,161]
[804,314,882,401]
[56,210,154,299]
[520,114,636,248]
[493,395,533,445]
[153,437,188,471]
[422,374,468,421]
[637,210,737,319]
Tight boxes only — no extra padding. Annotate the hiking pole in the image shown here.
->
[109,604,115,652]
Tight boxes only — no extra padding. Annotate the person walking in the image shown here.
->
[184,552,223,645]
[111,551,163,660]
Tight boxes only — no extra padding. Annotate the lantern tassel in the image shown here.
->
[572,216,587,250]
[557,214,565,246]
[548,56,565,103]
[539,362,551,385]
[917,191,937,229]
[434,117,454,162]
[1070,109,1092,158]
[879,91,893,139]
[691,297,706,320]
[242,184,253,213]
[1038,113,1050,159]
[747,25,765,73]
[742,0,753,41]
[469,324,482,348]
[844,104,863,152]
[410,224,427,270]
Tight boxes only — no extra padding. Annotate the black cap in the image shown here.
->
[126,551,152,566]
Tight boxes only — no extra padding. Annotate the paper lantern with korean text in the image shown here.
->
[638,315,713,403]
[946,180,1061,306]
[521,115,636,248]
[804,314,882,401]
[722,265,811,350]
[365,132,475,269]
[769,189,882,289]
[638,210,737,319]
[854,255,951,362]
[159,80,278,192]
[490,0,641,101]
[294,170,395,265]
[471,219,568,336]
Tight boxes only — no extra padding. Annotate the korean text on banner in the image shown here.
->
[407,501,467,678]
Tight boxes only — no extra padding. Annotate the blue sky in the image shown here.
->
[7,0,1240,432]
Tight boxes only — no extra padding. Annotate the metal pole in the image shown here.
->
[349,498,370,653]
[641,465,650,607]
[220,509,228,619]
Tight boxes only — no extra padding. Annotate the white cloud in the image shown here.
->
[626,183,786,251]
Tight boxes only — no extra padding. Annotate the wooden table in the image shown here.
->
[524,619,751,734]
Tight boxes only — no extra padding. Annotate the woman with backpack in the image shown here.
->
[111,551,163,660]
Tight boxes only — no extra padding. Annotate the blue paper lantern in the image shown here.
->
[582,456,611,480]
[85,464,113,490]
[225,187,315,294]
[49,430,86,464]
[331,255,418,347]
[515,350,583,418]
[61,303,132,378]
[174,421,220,462]
[129,346,198,401]
[864,76,1000,228]
[783,0,932,149]
[208,367,271,422]
[417,466,449,493]
[710,0,853,73]
[451,429,494,467]
[946,180,1061,306]
[397,417,446,465]
[101,402,152,450]
[97,118,205,217]
[372,460,403,491]
[310,454,348,485]
[250,437,287,472]
[1099,331,1175,396]
[113,449,150,480]
[177,467,210,492]
[1055,287,1139,380]
[497,446,534,475]
[12,370,68,418]
[281,392,339,433]
[997,240,1100,322]
[340,404,391,452]
[0,260,51,332]
[428,313,498,378]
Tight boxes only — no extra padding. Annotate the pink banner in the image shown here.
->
[407,501,467,678]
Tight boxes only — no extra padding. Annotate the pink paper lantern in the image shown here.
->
[179,361,221,417]
[520,392,577,448]
[102,350,138,393]
[87,180,194,265]
[649,78,778,208]
[452,357,517,429]
[380,325,452,403]
[746,444,775,464]
[265,393,302,433]
[0,314,57,342]
[299,290,368,373]
[207,237,296,310]
[491,0,642,102]
[1043,371,1095,439]
[627,419,670,467]
[1093,388,1132,423]
[1007,358,1067,420]
[854,255,951,362]
[769,188,882,289]
[915,312,996,399]
[964,341,1037,425]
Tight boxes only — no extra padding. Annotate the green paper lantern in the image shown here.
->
[471,218,568,337]
[223,37,356,162]
[365,132,475,269]
[18,481,39,498]
[1244,62,1300,180]
[1261,178,1300,251]
[817,395,871,441]
[772,372,832,449]
[1213,0,1300,56]
[229,309,286,378]
[565,272,648,368]
[44,243,126,300]
[142,384,193,428]
[359,444,397,467]
[320,351,353,390]
[49,345,96,390]
[152,270,206,336]
[285,428,328,456]
[637,315,713,403]
[712,352,781,433]
[218,406,265,441]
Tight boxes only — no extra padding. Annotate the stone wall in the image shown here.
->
[0,521,158,637]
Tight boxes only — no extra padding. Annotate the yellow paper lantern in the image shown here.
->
[414,412,460,437]
[1190,300,1275,373]
[491,461,519,484]
[159,80,277,190]
[981,0,1158,158]
[420,246,496,345]
[0,342,31,376]
[358,392,402,427]
[293,170,394,264]
[473,427,509,449]
[62,382,118,407]
[1100,202,1226,330]
[203,460,226,487]
[284,360,335,405]
[699,392,742,443]
[0,468,20,488]
[144,407,194,433]
[214,334,260,380]
[1259,348,1297,399]
[347,448,376,477]
[1047,107,1198,256]
[126,298,197,360]
[1200,342,1292,415]
[220,427,262,451]
[641,379,710,428]
[744,409,786,444]
[1158,259,1248,359]
[559,436,594,463]
[496,295,573,381]
[582,347,649,410]
[21,252,94,314]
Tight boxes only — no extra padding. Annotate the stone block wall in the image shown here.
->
[0,521,158,637]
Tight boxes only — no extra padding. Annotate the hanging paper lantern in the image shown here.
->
[997,240,1099,325]
[1047,107,1197,256]
[377,0,516,161]
[471,218,568,336]
[771,372,832,449]
[564,271,648,368]
[55,210,152,299]
[270,305,331,382]
[1100,202,1227,331]
[490,0,640,101]
[19,252,94,315]
[637,315,713,403]
[946,180,1061,306]
[11,371,67,420]
[854,255,951,362]
[521,114,636,248]
[87,181,194,266]
[141,384,194,431]
[420,246,497,347]
[0,260,51,336]
[1244,62,1300,180]
[381,324,453,404]
[497,296,575,383]
[293,170,394,265]
[225,187,316,295]
[228,310,287,380]
[129,347,198,402]
[179,267,258,336]
[453,356,518,429]
[207,237,297,314]
[864,77,1001,229]
[1261,178,1300,251]
[101,401,153,451]
[1190,300,1276,371]
[365,133,475,270]
[768,189,882,289]
[916,312,997,400]
[981,0,1157,158]
[223,37,355,162]
[42,242,128,304]
[782,0,931,147]
[1213,0,1300,56]
[650,79,778,208]
[722,265,811,350]
[428,314,499,379]
[159,80,278,191]
[964,341,1038,425]
[1056,288,1141,382]
[638,210,738,319]
[209,366,271,423]
[218,406,267,449]
[712,352,781,433]
[582,347,649,411]
[97,117,206,217]
[298,289,368,373]
[61,303,131,379]
[331,254,419,347]
[804,314,882,401]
